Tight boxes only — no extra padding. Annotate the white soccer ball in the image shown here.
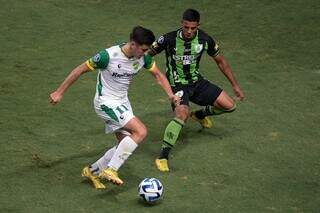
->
[138,178,163,203]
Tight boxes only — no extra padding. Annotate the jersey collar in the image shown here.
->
[119,43,136,60]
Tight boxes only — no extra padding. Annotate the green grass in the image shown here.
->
[1,0,319,212]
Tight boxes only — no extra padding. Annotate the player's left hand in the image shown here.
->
[233,85,244,101]
[169,95,181,106]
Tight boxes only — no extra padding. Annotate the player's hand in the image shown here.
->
[169,94,181,106]
[233,85,244,101]
[49,91,63,105]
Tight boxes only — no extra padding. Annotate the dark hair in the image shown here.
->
[182,9,200,22]
[130,26,155,46]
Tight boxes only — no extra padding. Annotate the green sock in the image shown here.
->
[159,118,184,159]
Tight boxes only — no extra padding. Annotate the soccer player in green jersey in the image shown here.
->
[149,9,245,172]
[50,26,180,188]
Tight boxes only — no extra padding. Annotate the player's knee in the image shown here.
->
[176,113,188,121]
[175,107,189,121]
[136,125,147,141]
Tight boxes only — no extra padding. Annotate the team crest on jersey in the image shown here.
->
[93,54,101,62]
[157,36,164,44]
[133,62,139,70]
[195,44,203,53]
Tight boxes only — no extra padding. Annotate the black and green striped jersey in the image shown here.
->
[151,29,220,86]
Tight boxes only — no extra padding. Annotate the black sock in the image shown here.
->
[159,147,171,159]
[195,110,206,119]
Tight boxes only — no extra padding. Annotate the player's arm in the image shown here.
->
[49,62,91,105]
[50,50,109,105]
[144,56,180,105]
[212,54,244,101]
[148,35,167,56]
[150,63,181,106]
[206,35,244,101]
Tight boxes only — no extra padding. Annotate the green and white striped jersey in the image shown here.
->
[151,29,219,86]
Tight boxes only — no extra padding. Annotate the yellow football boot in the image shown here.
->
[190,111,213,129]
[99,168,124,185]
[81,166,106,189]
[155,158,170,172]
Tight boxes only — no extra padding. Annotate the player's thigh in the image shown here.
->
[95,101,134,134]
[214,90,235,110]
[191,79,222,106]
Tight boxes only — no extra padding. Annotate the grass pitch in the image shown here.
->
[0,0,319,212]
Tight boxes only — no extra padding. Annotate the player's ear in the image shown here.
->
[129,41,136,49]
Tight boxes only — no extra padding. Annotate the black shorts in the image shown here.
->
[172,79,222,108]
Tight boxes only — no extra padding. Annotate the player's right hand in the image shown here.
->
[49,91,63,105]
[232,85,244,101]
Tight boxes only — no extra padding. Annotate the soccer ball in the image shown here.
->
[138,178,163,203]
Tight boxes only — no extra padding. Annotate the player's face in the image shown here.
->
[131,42,150,58]
[181,20,199,40]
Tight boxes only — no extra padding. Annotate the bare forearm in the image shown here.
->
[155,71,174,97]
[213,55,244,100]
[56,63,89,95]
[218,61,239,86]
[214,55,239,87]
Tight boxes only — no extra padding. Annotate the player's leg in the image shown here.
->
[156,93,189,172]
[191,80,236,128]
[195,91,236,118]
[99,117,147,185]
[88,130,129,176]
[83,101,137,187]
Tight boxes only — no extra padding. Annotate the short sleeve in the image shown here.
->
[206,36,220,57]
[150,34,168,56]
[143,54,155,70]
[86,50,110,71]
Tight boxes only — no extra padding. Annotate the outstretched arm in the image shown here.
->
[49,62,90,105]
[149,63,180,106]
[213,54,244,101]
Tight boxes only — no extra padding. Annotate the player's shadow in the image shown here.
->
[137,108,235,159]
[2,148,105,179]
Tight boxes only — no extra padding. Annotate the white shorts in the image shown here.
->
[94,100,134,134]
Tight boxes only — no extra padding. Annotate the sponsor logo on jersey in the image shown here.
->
[118,64,121,69]
[173,54,199,61]
[112,72,136,78]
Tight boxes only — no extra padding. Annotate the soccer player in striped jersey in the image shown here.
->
[149,9,245,172]
[50,26,180,188]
